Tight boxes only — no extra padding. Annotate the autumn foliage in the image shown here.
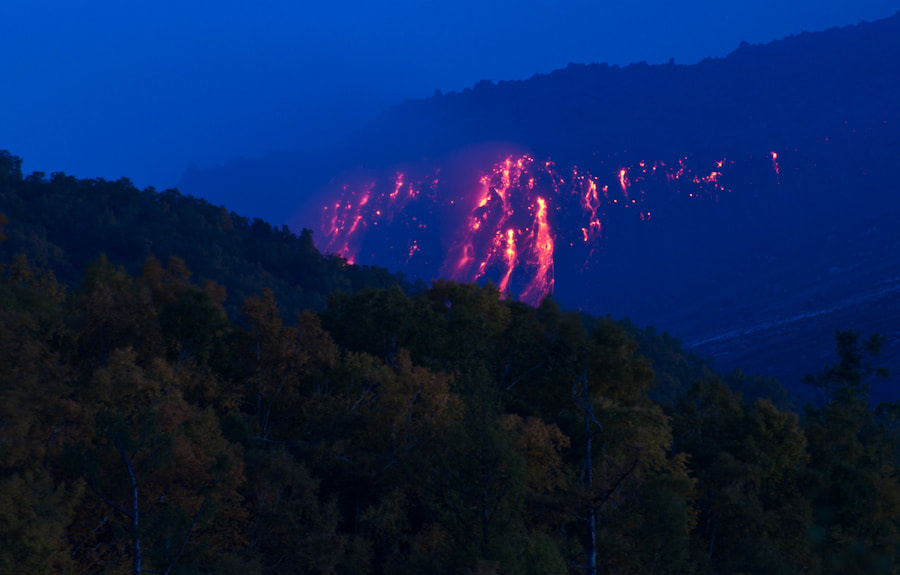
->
[1,202,899,572]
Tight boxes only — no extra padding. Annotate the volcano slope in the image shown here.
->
[183,12,900,399]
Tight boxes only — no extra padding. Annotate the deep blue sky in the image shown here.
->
[2,1,897,190]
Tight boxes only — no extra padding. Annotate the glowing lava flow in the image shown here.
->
[322,173,430,264]
[447,154,544,293]
[580,178,603,243]
[521,197,554,303]
[498,229,518,294]
[320,151,752,306]
[618,168,630,197]
[323,183,374,262]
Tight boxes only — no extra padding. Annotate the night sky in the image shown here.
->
[2,1,897,191]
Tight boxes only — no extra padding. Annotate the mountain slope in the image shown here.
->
[180,13,900,396]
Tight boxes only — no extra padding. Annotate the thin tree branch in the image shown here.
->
[87,480,132,519]
[162,500,207,575]
[504,361,545,391]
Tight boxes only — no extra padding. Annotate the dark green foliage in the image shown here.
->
[0,151,407,320]
[671,380,812,572]
[0,151,23,184]
[624,322,716,406]
[803,330,900,573]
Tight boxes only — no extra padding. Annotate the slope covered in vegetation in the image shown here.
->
[1,236,897,574]
[0,150,406,320]
[2,151,899,573]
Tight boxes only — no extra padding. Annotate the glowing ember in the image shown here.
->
[391,173,403,200]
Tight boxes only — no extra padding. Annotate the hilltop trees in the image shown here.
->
[803,330,900,572]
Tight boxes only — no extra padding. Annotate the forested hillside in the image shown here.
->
[0,150,406,320]
[2,150,900,573]
[2,225,898,573]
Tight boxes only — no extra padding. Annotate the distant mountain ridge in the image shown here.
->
[365,11,899,154]
[179,11,898,227]
[180,11,900,398]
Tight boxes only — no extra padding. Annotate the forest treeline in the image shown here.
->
[0,150,407,320]
[2,151,900,573]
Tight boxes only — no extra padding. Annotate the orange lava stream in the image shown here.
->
[498,229,518,295]
[452,155,534,281]
[323,182,375,260]
[618,168,630,197]
[521,197,554,303]
[583,178,602,242]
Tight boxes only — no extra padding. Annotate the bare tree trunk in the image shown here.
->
[163,502,205,575]
[584,400,597,575]
[574,363,597,575]
[480,401,491,557]
[707,518,717,562]
[255,328,264,436]
[115,438,141,575]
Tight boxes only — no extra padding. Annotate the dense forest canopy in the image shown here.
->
[2,150,899,573]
